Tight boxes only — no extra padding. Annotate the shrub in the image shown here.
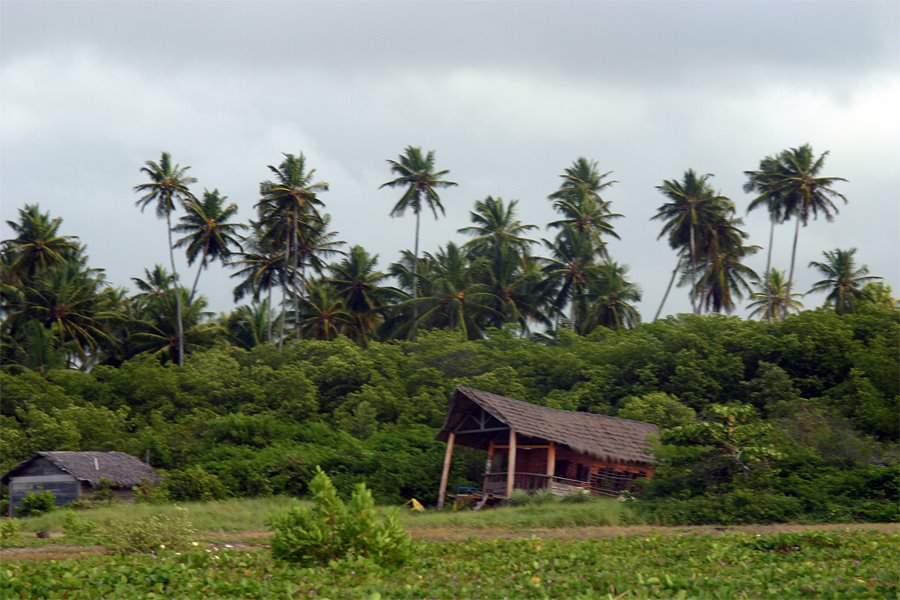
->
[63,511,99,542]
[16,489,57,517]
[96,509,195,555]
[505,489,531,506]
[560,488,593,503]
[0,518,20,546]
[164,466,227,501]
[269,467,412,568]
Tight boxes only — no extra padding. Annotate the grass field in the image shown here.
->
[2,499,897,598]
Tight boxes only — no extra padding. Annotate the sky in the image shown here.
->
[2,0,898,320]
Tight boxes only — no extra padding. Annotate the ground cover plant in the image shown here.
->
[2,529,896,598]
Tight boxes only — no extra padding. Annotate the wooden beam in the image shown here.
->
[437,431,455,510]
[506,429,517,498]
[546,442,556,477]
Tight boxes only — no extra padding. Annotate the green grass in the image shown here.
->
[3,530,896,598]
[9,495,630,542]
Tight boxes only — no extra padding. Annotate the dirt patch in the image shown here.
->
[2,523,896,561]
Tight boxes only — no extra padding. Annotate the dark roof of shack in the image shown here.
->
[1,452,160,487]
[437,386,658,465]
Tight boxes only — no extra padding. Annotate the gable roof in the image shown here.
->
[437,386,659,465]
[1,452,160,487]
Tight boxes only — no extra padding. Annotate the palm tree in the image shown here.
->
[134,152,197,366]
[541,226,599,331]
[652,170,730,316]
[746,269,803,320]
[473,252,553,333]
[329,245,401,345]
[694,215,759,314]
[293,280,351,341]
[582,261,642,332]
[256,153,329,343]
[129,288,218,363]
[458,196,538,260]
[744,155,788,320]
[548,158,621,258]
[173,189,245,301]
[808,248,881,314]
[132,265,176,303]
[221,301,272,349]
[230,221,284,342]
[380,146,457,326]
[770,145,848,318]
[3,204,80,281]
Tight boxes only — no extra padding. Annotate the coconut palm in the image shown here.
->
[221,300,273,349]
[230,221,284,342]
[746,269,803,320]
[458,196,538,260]
[548,158,621,258]
[133,152,197,366]
[582,261,642,332]
[293,280,351,341]
[174,189,245,301]
[473,252,554,333]
[129,287,218,363]
[256,153,329,342]
[652,170,730,316]
[132,265,176,304]
[694,215,759,314]
[770,145,847,318]
[329,245,401,345]
[542,226,599,331]
[3,204,80,281]
[744,155,788,319]
[807,248,881,315]
[380,146,457,326]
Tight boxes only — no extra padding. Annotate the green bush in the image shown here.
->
[164,466,227,502]
[62,511,98,542]
[16,490,57,517]
[269,467,412,567]
[0,518,20,546]
[635,489,804,525]
[95,508,195,555]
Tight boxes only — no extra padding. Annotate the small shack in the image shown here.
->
[2,451,160,515]
[436,387,659,508]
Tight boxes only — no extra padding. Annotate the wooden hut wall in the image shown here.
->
[7,458,81,513]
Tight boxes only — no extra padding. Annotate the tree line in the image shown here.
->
[1,144,891,371]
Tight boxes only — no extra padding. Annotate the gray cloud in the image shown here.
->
[2,1,898,319]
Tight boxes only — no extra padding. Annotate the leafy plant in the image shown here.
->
[269,467,412,567]
[62,511,98,542]
[95,508,195,555]
[16,490,57,517]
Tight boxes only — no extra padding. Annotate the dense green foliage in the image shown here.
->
[16,490,57,517]
[1,305,896,522]
[2,530,896,598]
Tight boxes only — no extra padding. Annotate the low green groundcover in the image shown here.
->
[2,530,897,599]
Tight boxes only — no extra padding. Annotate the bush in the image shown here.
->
[164,466,227,502]
[16,489,57,517]
[635,489,804,525]
[0,518,20,546]
[63,511,99,542]
[269,467,412,568]
[96,509,195,555]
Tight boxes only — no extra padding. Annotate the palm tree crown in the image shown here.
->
[807,248,881,315]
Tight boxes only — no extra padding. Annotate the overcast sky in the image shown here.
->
[2,0,898,320]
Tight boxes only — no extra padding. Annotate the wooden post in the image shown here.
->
[437,432,455,510]
[546,442,556,477]
[505,429,517,498]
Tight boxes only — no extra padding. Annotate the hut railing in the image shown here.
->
[483,470,642,498]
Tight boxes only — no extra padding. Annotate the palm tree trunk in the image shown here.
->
[266,286,273,342]
[785,216,801,320]
[763,215,775,321]
[689,225,701,315]
[411,210,420,340]
[189,246,209,303]
[654,259,681,321]
[293,221,301,340]
[569,289,577,332]
[166,209,185,366]
[279,234,291,349]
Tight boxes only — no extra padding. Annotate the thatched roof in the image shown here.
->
[1,452,160,487]
[437,387,658,465]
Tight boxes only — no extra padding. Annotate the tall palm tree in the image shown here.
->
[129,287,218,363]
[256,153,329,343]
[134,152,197,366]
[770,145,847,318]
[582,261,642,332]
[230,221,284,342]
[458,196,538,260]
[329,245,401,345]
[3,204,80,281]
[380,146,457,328]
[694,215,759,314]
[808,248,881,315]
[652,170,730,316]
[541,226,599,331]
[548,158,621,258]
[173,189,245,301]
[746,269,803,321]
[744,155,787,320]
[293,279,351,341]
